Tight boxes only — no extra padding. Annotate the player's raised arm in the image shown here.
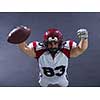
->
[18,42,36,58]
[70,29,88,58]
[7,25,36,58]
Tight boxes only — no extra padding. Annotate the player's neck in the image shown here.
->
[51,53,55,59]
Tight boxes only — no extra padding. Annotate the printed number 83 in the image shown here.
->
[42,65,66,77]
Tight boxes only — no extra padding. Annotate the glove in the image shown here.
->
[77,29,88,39]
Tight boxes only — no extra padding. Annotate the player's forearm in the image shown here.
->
[70,39,88,58]
[78,38,88,52]
[18,42,36,57]
[18,42,27,51]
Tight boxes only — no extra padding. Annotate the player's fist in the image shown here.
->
[77,29,88,39]
[7,25,31,44]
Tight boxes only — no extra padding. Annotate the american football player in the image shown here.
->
[18,28,88,87]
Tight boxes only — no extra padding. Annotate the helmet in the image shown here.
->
[43,28,63,55]
[43,28,63,45]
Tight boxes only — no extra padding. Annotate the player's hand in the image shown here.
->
[77,29,88,39]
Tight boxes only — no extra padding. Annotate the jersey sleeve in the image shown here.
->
[27,42,33,49]
[28,41,45,59]
[64,40,77,50]
[28,41,43,50]
[61,40,77,58]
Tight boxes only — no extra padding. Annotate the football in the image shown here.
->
[7,25,31,44]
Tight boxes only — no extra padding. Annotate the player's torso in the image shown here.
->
[28,40,77,86]
[39,50,68,75]
[38,50,69,86]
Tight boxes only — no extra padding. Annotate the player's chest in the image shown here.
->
[39,52,68,68]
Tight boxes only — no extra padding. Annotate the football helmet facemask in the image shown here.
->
[43,28,63,55]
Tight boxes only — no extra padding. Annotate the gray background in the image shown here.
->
[0,12,99,87]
